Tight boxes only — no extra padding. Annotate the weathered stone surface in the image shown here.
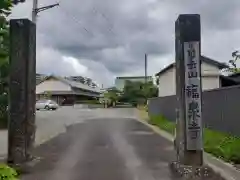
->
[8,19,36,165]
[175,14,203,165]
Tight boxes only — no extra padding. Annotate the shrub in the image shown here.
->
[75,100,100,104]
[0,164,18,180]
[149,115,240,164]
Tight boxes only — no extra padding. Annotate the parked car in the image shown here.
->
[36,100,59,110]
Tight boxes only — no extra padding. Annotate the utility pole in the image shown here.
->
[144,53,148,105]
[144,53,147,84]
[32,0,59,24]
[32,0,38,23]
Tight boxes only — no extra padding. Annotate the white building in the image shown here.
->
[36,75,101,104]
[36,73,46,85]
[156,56,228,97]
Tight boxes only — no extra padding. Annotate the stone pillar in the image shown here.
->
[175,14,203,166]
[8,19,36,165]
[169,14,211,179]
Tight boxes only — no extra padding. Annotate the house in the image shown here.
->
[219,74,240,87]
[36,75,101,104]
[36,73,46,85]
[65,76,97,87]
[223,72,240,83]
[155,56,228,97]
[115,76,153,91]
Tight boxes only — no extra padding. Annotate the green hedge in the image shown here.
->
[149,115,240,164]
[75,100,100,104]
[0,164,18,180]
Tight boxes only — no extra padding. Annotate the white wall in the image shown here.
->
[158,68,176,97]
[202,76,220,90]
[36,79,71,94]
[158,62,221,97]
[201,62,220,76]
[201,62,220,90]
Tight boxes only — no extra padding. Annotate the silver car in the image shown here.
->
[36,99,59,111]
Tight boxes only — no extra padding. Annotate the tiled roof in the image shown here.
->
[38,75,101,93]
[156,56,229,76]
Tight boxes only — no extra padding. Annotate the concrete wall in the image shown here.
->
[158,62,221,97]
[149,85,240,136]
[36,79,71,94]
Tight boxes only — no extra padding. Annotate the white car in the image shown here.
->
[36,99,59,111]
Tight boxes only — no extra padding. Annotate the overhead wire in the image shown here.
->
[59,1,122,76]
[58,5,94,37]
[58,0,118,38]
[91,7,116,36]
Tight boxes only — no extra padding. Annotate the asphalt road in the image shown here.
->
[0,106,96,157]
[22,107,178,180]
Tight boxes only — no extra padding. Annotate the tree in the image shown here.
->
[121,80,158,106]
[0,0,12,17]
[0,0,25,127]
[12,0,26,5]
[0,0,12,127]
[155,76,159,85]
[104,87,121,107]
[226,51,240,73]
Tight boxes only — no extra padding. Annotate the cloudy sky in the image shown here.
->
[10,0,240,87]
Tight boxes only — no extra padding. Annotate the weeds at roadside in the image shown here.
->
[149,115,240,165]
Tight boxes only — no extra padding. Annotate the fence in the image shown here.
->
[148,85,240,136]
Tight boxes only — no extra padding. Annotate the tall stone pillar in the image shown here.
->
[8,19,36,165]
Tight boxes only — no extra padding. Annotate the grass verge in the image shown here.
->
[149,115,240,165]
[137,105,149,121]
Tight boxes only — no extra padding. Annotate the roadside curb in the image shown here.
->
[35,126,67,146]
[137,118,240,180]
[0,126,67,163]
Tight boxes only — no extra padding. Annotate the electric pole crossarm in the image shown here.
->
[32,0,59,23]
[36,3,60,13]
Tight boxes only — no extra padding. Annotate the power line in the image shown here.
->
[91,7,116,36]
[90,6,121,60]
[59,1,118,39]
[59,2,122,57]
[59,5,94,37]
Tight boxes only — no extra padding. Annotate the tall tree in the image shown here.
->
[104,87,121,107]
[121,80,158,106]
[0,0,12,127]
[227,50,240,73]
[0,0,26,126]
[155,76,159,85]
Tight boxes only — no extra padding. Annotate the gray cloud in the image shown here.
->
[11,0,240,86]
